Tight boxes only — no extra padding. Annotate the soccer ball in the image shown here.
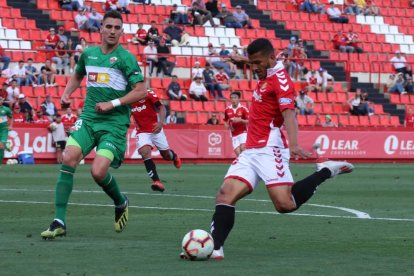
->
[6,159,18,165]
[181,229,214,261]
[49,123,57,131]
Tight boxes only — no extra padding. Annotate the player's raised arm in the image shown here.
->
[282,109,311,159]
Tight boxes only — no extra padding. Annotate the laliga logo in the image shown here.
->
[384,135,399,155]
[314,135,330,155]
[6,130,21,157]
[208,133,222,146]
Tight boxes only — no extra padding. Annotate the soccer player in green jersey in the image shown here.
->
[0,96,13,166]
[41,10,148,239]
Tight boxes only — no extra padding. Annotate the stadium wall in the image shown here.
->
[3,125,414,163]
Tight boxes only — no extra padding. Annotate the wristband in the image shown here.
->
[111,99,121,107]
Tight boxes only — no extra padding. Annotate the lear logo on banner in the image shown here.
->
[315,134,360,155]
[208,133,222,146]
[384,135,414,155]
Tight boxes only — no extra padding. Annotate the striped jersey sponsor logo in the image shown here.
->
[85,65,127,91]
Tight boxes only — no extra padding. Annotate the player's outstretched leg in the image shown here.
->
[92,154,128,232]
[160,149,181,169]
[41,145,81,240]
[292,160,354,210]
[209,178,251,260]
[140,145,165,192]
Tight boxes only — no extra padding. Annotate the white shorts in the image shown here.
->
[225,147,294,191]
[137,129,170,151]
[232,133,247,150]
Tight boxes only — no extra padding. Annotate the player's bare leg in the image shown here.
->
[210,178,251,259]
[92,153,128,232]
[41,145,82,239]
[160,149,181,169]
[139,145,165,192]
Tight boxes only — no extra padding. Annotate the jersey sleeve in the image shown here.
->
[274,68,296,112]
[123,52,144,86]
[224,109,229,121]
[75,52,87,76]
[148,90,160,105]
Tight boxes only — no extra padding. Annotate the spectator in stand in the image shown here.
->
[33,108,50,124]
[156,39,175,76]
[45,27,60,50]
[147,21,161,45]
[319,67,335,92]
[75,9,99,32]
[1,67,16,84]
[104,0,130,13]
[347,27,363,53]
[133,0,151,5]
[277,47,291,71]
[192,61,204,79]
[88,8,104,30]
[361,92,374,115]
[166,110,178,124]
[0,45,10,70]
[57,26,68,45]
[143,41,158,77]
[170,4,189,25]
[61,107,78,124]
[6,80,19,106]
[306,70,322,92]
[365,0,379,16]
[41,95,59,119]
[191,0,216,27]
[233,5,253,28]
[322,115,337,127]
[405,77,413,93]
[216,4,241,28]
[293,0,312,13]
[348,89,368,115]
[163,20,190,46]
[129,23,148,45]
[390,51,412,80]
[215,67,233,92]
[59,0,81,11]
[311,0,325,14]
[0,83,9,106]
[189,76,208,101]
[65,38,76,73]
[206,113,220,125]
[206,43,234,78]
[167,75,187,100]
[13,60,28,86]
[289,43,307,81]
[287,36,297,56]
[327,2,349,23]
[17,94,35,121]
[388,73,406,94]
[39,59,56,87]
[405,107,414,127]
[203,62,224,99]
[332,30,354,53]
[53,41,70,75]
[295,90,314,115]
[345,0,362,15]
[12,104,25,123]
[219,43,238,77]
[206,0,220,17]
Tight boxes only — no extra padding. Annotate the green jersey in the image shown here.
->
[75,45,144,128]
[0,105,12,129]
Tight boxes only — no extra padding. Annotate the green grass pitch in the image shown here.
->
[0,163,413,275]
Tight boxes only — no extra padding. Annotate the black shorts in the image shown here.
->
[55,141,66,149]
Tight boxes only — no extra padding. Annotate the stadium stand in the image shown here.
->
[1,0,413,127]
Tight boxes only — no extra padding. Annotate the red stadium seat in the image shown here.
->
[170,101,182,112]
[297,115,307,126]
[198,112,209,124]
[185,112,197,124]
[181,101,193,111]
[379,115,391,127]
[203,101,215,112]
[369,116,380,126]
[348,116,359,126]
[338,115,350,126]
[192,101,203,111]
[359,116,369,126]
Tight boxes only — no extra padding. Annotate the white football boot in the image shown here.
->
[210,247,224,260]
[316,160,354,178]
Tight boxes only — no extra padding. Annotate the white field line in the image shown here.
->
[0,188,370,218]
[0,199,413,222]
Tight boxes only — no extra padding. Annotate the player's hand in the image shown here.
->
[152,122,163,134]
[95,102,114,113]
[61,93,71,108]
[290,145,312,160]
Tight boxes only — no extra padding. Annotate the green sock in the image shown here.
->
[55,164,76,224]
[0,149,4,166]
[97,173,125,206]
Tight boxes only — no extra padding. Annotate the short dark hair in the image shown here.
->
[172,75,178,78]
[103,10,123,23]
[55,114,61,118]
[19,60,24,63]
[230,91,241,98]
[27,58,33,61]
[247,38,274,56]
